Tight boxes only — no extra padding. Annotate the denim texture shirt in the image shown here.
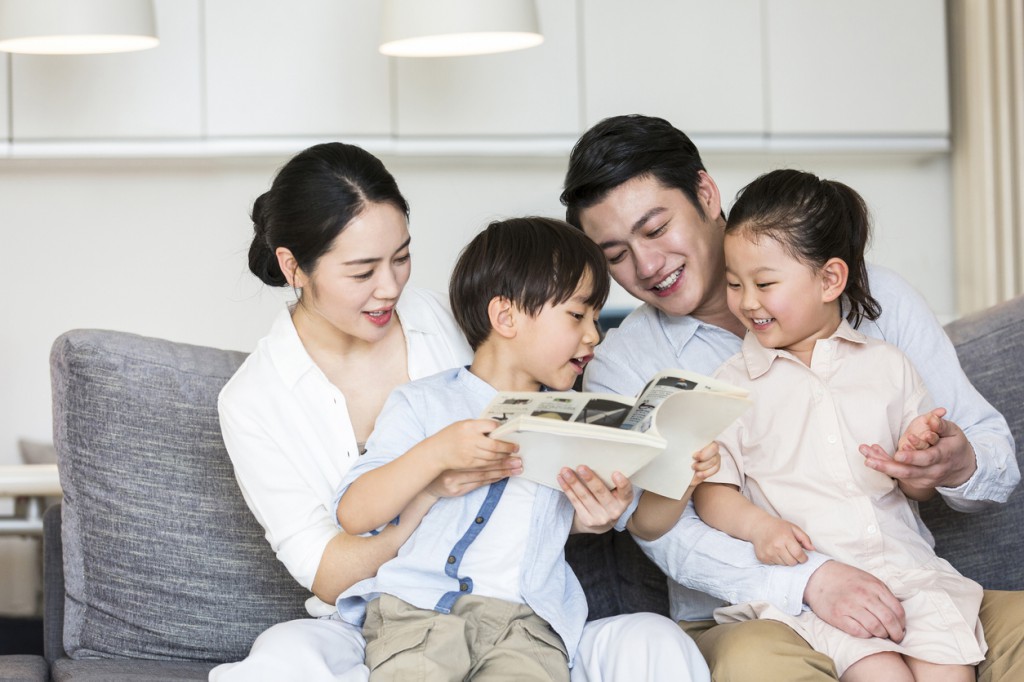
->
[585,263,1017,622]
[334,367,634,665]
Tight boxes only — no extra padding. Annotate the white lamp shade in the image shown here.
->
[0,0,158,54]
[380,0,542,57]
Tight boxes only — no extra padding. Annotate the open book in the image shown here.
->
[481,370,751,499]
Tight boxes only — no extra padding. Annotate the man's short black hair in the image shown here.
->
[560,114,709,228]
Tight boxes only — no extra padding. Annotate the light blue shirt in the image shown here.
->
[335,367,634,665]
[586,263,1018,622]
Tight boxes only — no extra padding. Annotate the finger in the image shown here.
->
[794,527,815,552]
[610,471,634,500]
[839,615,873,639]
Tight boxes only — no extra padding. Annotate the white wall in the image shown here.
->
[0,149,952,466]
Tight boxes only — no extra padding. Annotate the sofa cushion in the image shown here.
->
[50,330,309,663]
[920,295,1024,590]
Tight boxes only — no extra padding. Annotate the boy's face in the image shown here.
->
[577,173,727,320]
[512,273,601,391]
[724,232,839,360]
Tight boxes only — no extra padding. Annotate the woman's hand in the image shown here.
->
[560,466,634,534]
[426,458,523,499]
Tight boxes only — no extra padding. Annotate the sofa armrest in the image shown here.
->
[0,655,48,682]
[41,504,64,667]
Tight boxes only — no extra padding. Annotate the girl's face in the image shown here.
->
[511,272,602,392]
[296,201,412,345]
[724,231,841,363]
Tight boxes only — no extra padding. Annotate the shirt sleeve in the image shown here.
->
[219,389,338,591]
[333,386,429,523]
[868,265,1019,509]
[634,501,829,617]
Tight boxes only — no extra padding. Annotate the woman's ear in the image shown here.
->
[275,247,306,288]
[487,296,518,340]
[820,257,849,303]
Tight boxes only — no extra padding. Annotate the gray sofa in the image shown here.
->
[1,294,1022,681]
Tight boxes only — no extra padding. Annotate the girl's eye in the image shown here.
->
[726,281,740,289]
[757,282,774,289]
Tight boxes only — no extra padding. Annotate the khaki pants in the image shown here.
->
[364,594,568,681]
[681,589,1024,681]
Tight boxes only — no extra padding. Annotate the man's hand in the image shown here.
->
[859,408,977,493]
[804,561,906,642]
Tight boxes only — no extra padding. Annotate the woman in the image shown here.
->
[211,142,707,681]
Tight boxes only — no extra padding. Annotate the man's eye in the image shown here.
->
[608,251,626,265]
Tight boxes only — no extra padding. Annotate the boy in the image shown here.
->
[333,217,716,681]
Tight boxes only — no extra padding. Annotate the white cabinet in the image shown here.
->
[10,0,203,140]
[392,0,579,136]
[765,0,949,135]
[581,0,764,134]
[205,0,390,138]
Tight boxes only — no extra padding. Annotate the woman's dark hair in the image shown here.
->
[726,169,881,327]
[450,217,610,350]
[560,114,710,228]
[248,142,410,287]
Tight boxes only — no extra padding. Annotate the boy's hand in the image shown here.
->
[750,517,814,566]
[690,441,720,484]
[432,419,519,472]
[561,466,634,534]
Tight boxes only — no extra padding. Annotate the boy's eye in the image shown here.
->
[569,311,585,321]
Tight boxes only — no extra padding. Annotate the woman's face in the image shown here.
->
[297,201,412,345]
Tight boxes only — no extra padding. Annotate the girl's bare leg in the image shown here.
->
[840,652,913,682]
[905,658,975,682]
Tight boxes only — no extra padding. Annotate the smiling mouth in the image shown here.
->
[570,354,593,372]
[751,317,775,327]
[652,267,683,291]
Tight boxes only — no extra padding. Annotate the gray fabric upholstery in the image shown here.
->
[0,655,48,682]
[49,330,308,663]
[42,505,64,666]
[919,295,1024,589]
[1,296,1018,682]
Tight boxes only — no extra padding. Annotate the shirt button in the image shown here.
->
[447,555,456,565]
[459,582,469,592]
[827,435,838,444]
[475,516,485,524]
[867,525,877,534]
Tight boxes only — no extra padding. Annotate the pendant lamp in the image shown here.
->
[0,0,158,55]
[380,0,542,57]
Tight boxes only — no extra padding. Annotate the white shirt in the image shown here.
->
[219,287,472,616]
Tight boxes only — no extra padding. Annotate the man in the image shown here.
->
[560,114,1022,680]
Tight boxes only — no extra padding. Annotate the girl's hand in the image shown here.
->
[560,466,634,534]
[896,407,946,453]
[750,517,814,566]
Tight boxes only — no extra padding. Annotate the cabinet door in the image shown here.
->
[393,0,579,136]
[205,0,390,137]
[0,53,8,144]
[582,0,764,134]
[10,0,202,140]
[766,0,949,135]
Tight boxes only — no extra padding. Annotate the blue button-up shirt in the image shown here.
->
[335,367,631,665]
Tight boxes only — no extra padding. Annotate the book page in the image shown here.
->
[621,368,748,432]
[481,391,635,428]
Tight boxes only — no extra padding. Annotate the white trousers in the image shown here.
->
[209,611,709,681]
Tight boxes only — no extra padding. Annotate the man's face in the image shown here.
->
[577,173,727,319]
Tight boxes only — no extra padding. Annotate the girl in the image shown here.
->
[693,168,986,681]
